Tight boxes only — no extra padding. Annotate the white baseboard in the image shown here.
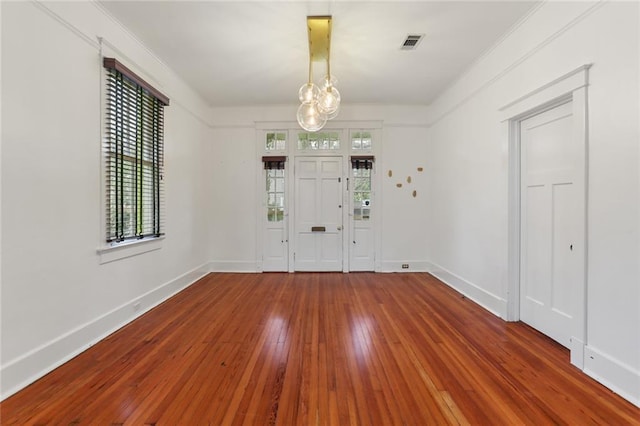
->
[426,262,507,318]
[379,260,431,273]
[0,263,210,401]
[208,261,259,273]
[584,345,640,407]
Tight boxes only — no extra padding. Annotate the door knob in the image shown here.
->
[337,226,342,231]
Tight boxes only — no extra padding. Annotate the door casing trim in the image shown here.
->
[502,64,590,369]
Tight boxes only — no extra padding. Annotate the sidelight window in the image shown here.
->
[263,156,286,222]
[266,169,285,222]
[351,156,374,221]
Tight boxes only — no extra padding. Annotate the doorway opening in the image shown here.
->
[258,125,381,273]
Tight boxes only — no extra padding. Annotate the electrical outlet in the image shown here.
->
[402,264,409,269]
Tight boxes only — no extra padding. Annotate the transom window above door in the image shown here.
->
[351,131,372,151]
[297,132,340,150]
[265,132,286,152]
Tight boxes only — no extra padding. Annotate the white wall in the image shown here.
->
[380,125,430,271]
[426,1,639,404]
[206,105,431,273]
[0,1,212,399]
[207,126,258,271]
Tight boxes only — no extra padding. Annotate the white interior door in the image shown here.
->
[294,156,343,271]
[520,101,583,348]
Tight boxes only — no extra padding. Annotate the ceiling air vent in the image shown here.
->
[401,34,424,50]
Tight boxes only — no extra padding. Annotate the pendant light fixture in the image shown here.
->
[297,16,340,132]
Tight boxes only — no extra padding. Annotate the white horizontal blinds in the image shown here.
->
[104,58,168,243]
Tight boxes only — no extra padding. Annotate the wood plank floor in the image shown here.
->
[2,273,638,425]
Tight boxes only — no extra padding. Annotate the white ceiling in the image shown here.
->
[98,1,539,107]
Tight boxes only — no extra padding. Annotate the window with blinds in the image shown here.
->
[103,58,169,243]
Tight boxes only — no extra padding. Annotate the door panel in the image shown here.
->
[298,177,316,226]
[523,184,548,306]
[320,233,341,263]
[551,183,576,318]
[295,157,343,271]
[263,228,287,270]
[296,233,316,263]
[520,101,581,348]
[351,228,372,261]
[321,177,341,230]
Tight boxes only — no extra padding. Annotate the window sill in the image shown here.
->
[97,237,164,264]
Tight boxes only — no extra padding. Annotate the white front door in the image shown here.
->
[520,101,583,348]
[294,156,343,271]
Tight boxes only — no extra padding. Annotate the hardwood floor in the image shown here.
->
[2,273,638,425]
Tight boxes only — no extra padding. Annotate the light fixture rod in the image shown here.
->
[297,15,339,132]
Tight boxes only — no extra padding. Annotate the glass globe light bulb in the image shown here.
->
[325,104,340,120]
[319,74,338,90]
[298,83,319,104]
[297,101,327,132]
[317,86,341,116]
